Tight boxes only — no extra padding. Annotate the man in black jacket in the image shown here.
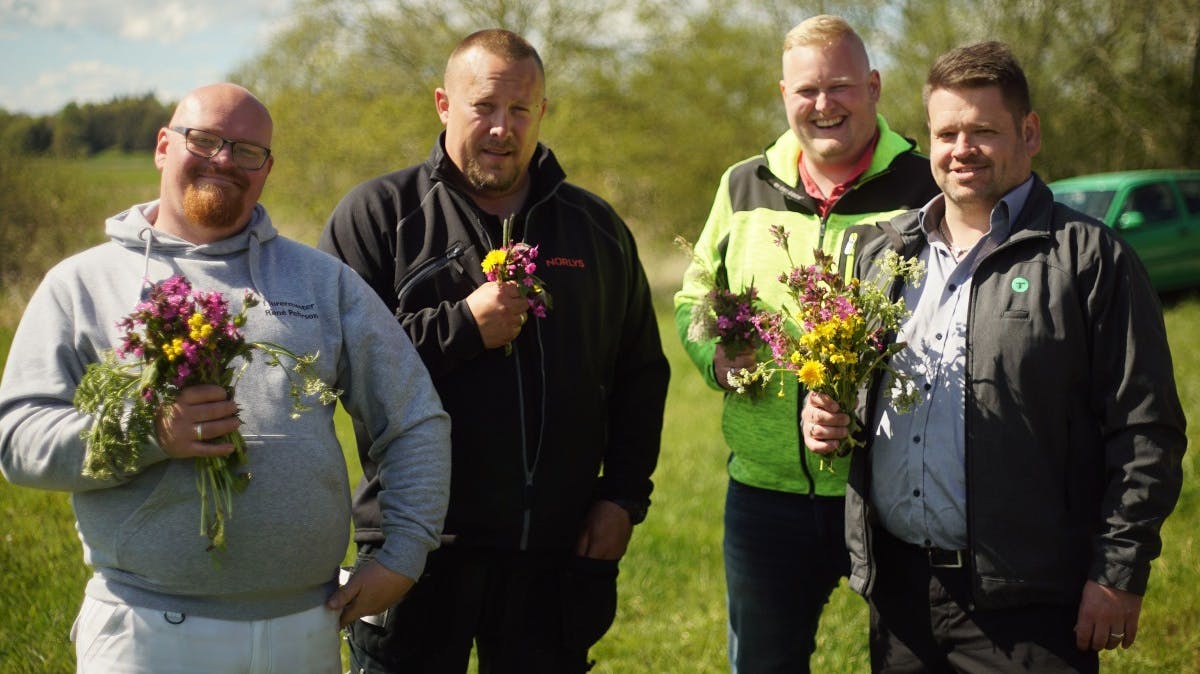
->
[803,42,1186,672]
[319,29,669,673]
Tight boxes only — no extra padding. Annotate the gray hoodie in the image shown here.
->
[0,200,450,620]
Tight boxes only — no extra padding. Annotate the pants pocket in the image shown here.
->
[73,596,129,666]
[560,556,619,652]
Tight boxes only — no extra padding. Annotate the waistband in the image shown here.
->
[875,527,968,569]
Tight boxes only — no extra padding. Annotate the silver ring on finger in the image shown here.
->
[195,423,203,441]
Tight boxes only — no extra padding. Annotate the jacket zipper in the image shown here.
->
[760,168,848,495]
[512,189,559,550]
[395,242,466,308]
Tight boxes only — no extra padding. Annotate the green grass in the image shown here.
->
[1,158,1197,671]
[4,297,1199,672]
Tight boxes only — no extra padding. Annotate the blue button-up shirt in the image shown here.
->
[869,178,1034,550]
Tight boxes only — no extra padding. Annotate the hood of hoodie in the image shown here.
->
[106,199,279,300]
[105,199,278,255]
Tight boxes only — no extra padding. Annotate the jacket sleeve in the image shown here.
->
[319,181,400,316]
[0,271,168,493]
[1084,224,1187,595]
[320,180,486,379]
[333,265,451,580]
[593,214,670,508]
[672,167,734,391]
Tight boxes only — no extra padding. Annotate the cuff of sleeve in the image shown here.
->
[1090,559,1150,596]
[373,533,436,581]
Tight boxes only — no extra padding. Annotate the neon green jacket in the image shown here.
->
[674,117,937,495]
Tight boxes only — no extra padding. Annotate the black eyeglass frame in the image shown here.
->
[168,126,272,170]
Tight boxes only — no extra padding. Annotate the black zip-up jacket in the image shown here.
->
[845,176,1187,609]
[320,136,669,551]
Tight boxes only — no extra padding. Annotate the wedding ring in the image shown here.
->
[195,423,203,441]
[1109,632,1125,639]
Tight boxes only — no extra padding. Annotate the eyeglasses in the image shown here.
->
[168,126,272,170]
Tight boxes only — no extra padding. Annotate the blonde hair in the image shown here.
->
[783,15,867,64]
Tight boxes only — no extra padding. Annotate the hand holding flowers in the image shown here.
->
[74,275,340,551]
[480,215,552,354]
[675,235,764,384]
[728,225,925,465]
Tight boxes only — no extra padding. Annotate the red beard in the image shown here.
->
[183,181,244,230]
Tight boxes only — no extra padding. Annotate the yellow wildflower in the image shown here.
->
[481,249,508,274]
[188,312,214,342]
[798,360,826,388]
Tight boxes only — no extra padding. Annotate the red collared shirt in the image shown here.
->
[798,131,880,217]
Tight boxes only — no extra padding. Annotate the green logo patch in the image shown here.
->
[1011,277,1030,293]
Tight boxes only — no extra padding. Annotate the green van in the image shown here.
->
[1049,169,1200,292]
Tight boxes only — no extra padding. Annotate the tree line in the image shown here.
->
[235,0,1200,248]
[0,94,173,157]
[5,0,1198,253]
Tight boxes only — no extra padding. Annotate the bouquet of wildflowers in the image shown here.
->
[729,225,925,463]
[675,235,764,363]
[74,275,340,551]
[481,215,553,354]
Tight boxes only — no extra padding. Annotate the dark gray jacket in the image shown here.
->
[846,176,1187,609]
[321,136,669,552]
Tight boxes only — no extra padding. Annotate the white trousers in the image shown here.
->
[72,595,341,674]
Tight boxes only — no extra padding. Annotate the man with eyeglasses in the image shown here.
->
[0,82,452,673]
[321,29,669,673]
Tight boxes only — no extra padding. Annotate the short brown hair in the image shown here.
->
[923,41,1031,121]
[447,29,545,83]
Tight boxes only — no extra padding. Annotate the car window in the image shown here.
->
[1055,190,1114,222]
[1178,180,1200,215]
[1121,183,1179,224]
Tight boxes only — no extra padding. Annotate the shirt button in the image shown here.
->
[913,435,921,443]
[913,489,921,497]
[948,283,957,292]
[924,383,932,391]
[924,538,933,547]
[935,333,943,340]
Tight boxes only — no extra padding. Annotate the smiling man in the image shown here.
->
[673,15,938,673]
[0,83,451,673]
[803,42,1186,672]
[320,29,669,674]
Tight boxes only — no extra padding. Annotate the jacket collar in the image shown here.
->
[762,114,920,188]
[888,173,1055,255]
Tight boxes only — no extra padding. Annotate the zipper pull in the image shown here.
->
[842,232,859,283]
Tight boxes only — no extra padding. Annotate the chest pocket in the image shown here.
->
[395,240,470,313]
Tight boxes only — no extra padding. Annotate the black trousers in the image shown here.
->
[346,544,618,674]
[868,529,1098,673]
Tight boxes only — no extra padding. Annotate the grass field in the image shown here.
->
[0,156,1197,672]
[3,298,1198,672]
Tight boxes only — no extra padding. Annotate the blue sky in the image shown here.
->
[0,0,293,115]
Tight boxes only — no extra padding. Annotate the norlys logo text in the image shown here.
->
[545,256,586,269]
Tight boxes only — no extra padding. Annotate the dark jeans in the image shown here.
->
[723,478,851,674]
[346,544,617,674]
[869,528,1099,673]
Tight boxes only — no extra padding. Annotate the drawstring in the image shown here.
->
[247,229,267,306]
[137,226,157,304]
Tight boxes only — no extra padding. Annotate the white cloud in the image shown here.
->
[0,0,289,44]
[0,60,155,112]
[0,0,294,114]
